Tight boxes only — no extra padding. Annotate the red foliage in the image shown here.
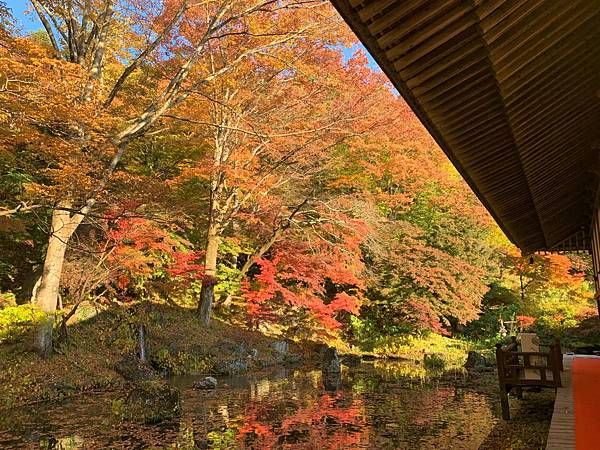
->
[516,315,536,330]
[107,217,211,292]
[107,218,181,290]
[242,242,363,331]
[406,300,449,336]
[237,392,368,449]
[166,250,212,285]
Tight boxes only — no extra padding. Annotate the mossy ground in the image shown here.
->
[0,301,308,409]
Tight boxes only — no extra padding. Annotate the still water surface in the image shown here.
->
[0,362,505,449]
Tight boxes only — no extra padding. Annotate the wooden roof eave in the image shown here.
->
[330,0,525,250]
[330,0,600,254]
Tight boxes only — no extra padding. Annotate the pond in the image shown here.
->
[0,362,530,449]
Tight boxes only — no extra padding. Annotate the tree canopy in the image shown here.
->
[0,0,595,353]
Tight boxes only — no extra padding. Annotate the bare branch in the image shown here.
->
[103,0,189,108]
[0,202,43,217]
[30,0,61,55]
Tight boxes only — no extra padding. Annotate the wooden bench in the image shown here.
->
[495,335,563,420]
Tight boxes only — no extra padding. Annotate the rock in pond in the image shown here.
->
[115,355,158,382]
[464,351,487,371]
[322,346,341,374]
[125,381,180,424]
[194,376,218,390]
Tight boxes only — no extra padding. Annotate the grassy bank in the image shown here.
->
[0,301,312,409]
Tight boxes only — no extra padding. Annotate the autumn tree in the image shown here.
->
[320,92,503,336]
[0,0,342,355]
[4,0,590,358]
[167,41,389,324]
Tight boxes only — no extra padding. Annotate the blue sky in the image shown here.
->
[5,0,380,70]
[5,0,39,31]
[342,43,379,70]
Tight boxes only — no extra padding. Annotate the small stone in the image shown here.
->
[194,376,218,390]
[194,377,218,390]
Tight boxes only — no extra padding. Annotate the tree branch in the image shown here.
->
[30,0,60,55]
[239,196,311,276]
[0,202,43,217]
[103,0,189,108]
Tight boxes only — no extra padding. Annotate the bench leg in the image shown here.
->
[500,385,510,420]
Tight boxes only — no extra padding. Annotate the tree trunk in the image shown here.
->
[138,324,148,362]
[33,203,83,357]
[198,225,220,326]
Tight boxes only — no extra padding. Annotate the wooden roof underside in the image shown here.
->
[331,0,600,253]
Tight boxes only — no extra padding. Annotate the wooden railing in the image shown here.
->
[495,336,563,420]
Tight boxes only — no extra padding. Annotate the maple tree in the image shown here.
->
[505,251,586,302]
[166,42,391,324]
[318,91,505,336]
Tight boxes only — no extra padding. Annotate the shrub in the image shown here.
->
[372,333,471,369]
[151,348,213,375]
[463,303,519,339]
[0,304,45,344]
[516,315,536,331]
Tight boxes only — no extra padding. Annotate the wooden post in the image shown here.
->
[555,337,563,372]
[550,341,562,387]
[496,343,511,420]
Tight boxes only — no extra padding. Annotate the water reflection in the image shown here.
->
[322,372,342,392]
[0,363,502,449]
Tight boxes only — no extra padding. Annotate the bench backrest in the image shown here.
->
[495,336,562,388]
